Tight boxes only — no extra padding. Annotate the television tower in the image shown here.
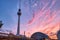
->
[16,0,21,36]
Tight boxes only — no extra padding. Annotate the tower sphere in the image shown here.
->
[17,9,21,16]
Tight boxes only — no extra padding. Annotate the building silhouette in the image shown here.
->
[57,30,60,40]
[31,32,49,40]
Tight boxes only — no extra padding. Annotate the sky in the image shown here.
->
[0,0,60,39]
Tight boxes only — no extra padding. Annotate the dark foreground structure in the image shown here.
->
[57,30,60,40]
[0,32,31,40]
[31,32,50,40]
[0,32,58,40]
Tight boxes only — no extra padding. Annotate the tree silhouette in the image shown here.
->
[0,21,3,28]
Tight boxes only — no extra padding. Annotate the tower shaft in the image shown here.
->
[17,15,20,35]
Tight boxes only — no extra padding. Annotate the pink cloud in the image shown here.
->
[25,0,60,38]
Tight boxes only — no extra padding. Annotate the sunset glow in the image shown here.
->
[0,0,60,39]
[20,0,60,39]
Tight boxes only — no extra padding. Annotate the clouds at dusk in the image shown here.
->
[20,0,60,38]
[0,0,60,39]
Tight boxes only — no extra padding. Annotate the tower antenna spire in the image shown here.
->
[18,0,21,9]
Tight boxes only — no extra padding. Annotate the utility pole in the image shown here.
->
[58,22,60,32]
[24,31,26,37]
